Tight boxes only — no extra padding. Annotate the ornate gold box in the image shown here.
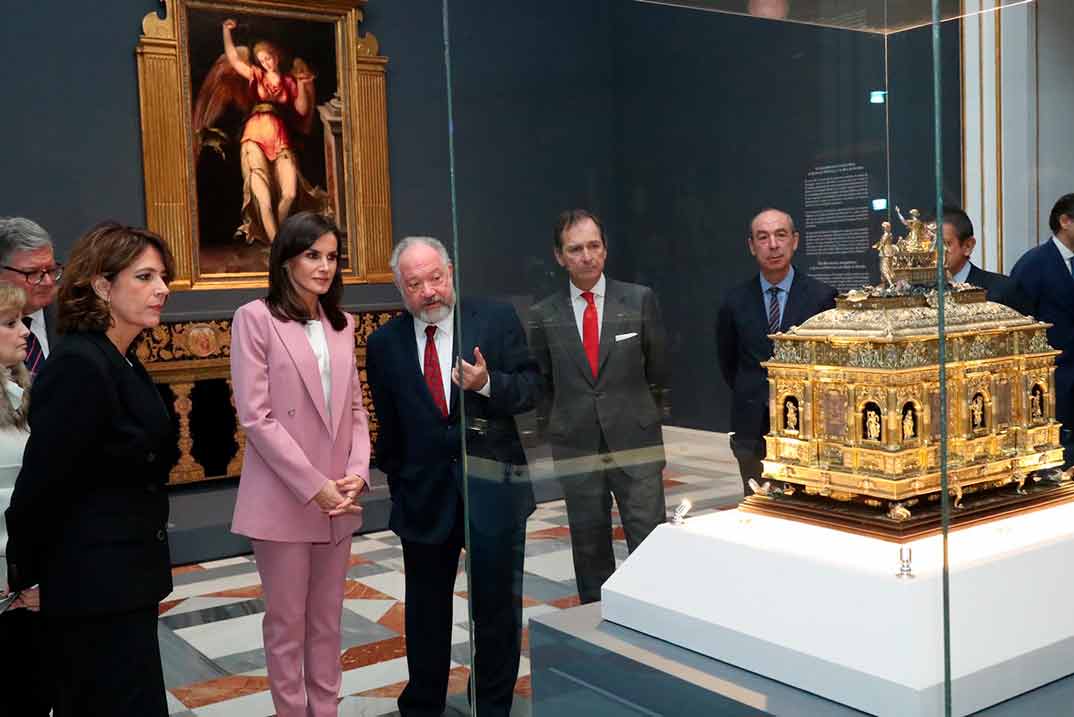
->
[746,216,1069,538]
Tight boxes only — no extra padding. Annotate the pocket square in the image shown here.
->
[615,332,638,342]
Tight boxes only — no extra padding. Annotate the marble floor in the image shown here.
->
[159,427,743,716]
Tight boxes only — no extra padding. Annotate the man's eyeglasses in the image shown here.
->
[2,264,63,286]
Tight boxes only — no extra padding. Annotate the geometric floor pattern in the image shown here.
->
[160,427,743,716]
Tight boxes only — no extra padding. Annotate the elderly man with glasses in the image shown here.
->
[0,218,62,379]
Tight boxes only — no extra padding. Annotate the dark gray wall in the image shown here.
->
[0,0,453,317]
[0,1,962,434]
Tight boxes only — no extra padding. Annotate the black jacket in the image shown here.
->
[966,263,1029,315]
[366,299,539,543]
[5,331,178,616]
[716,269,837,441]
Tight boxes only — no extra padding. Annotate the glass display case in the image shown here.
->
[400,1,1074,714]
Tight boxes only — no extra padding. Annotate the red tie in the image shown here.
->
[581,290,599,378]
[424,325,449,417]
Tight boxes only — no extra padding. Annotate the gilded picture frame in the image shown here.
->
[136,0,393,290]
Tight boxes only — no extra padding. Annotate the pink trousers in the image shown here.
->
[252,537,352,717]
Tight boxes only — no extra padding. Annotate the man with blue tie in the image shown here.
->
[0,218,61,379]
[1011,193,1074,468]
[716,208,837,495]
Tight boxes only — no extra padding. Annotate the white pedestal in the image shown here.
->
[601,504,1074,716]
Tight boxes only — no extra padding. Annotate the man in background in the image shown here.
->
[941,205,1027,313]
[530,209,668,605]
[716,208,837,495]
[1011,193,1074,467]
[0,217,61,378]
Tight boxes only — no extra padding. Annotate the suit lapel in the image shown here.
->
[270,315,332,433]
[751,277,770,335]
[782,272,808,331]
[448,309,464,417]
[553,291,596,386]
[1043,240,1074,308]
[596,281,618,379]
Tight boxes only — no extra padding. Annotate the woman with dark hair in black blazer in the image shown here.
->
[5,222,178,716]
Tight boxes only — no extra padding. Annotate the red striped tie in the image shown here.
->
[423,325,448,418]
[22,317,43,379]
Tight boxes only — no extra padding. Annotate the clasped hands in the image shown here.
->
[313,474,366,516]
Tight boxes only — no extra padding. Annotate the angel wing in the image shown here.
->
[192,48,254,159]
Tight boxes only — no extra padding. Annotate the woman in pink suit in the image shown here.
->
[230,211,370,717]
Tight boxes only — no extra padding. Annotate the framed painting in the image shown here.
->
[136,0,393,290]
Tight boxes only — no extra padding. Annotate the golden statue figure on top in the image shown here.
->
[872,221,897,288]
[895,206,936,252]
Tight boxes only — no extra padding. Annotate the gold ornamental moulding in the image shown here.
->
[136,0,392,291]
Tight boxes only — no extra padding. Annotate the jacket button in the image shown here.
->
[288,409,296,416]
[146,483,158,494]
[156,529,167,542]
[146,451,156,463]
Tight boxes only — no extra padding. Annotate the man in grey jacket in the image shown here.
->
[530,209,668,604]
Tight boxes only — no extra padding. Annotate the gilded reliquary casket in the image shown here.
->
[752,287,1068,538]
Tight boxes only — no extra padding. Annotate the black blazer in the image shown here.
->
[966,263,1029,315]
[530,279,668,478]
[5,332,178,616]
[366,299,539,544]
[1012,240,1074,424]
[716,269,837,441]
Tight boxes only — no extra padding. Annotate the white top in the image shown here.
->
[303,320,332,422]
[0,380,29,590]
[26,308,49,357]
[569,273,606,342]
[1051,235,1074,275]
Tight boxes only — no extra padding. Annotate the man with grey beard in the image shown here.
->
[365,236,540,717]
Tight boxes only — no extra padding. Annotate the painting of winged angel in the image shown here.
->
[192,17,330,250]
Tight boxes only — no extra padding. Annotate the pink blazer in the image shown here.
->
[230,299,371,544]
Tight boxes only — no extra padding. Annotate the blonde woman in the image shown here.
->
[0,282,49,715]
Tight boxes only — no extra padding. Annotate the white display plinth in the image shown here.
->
[602,504,1074,716]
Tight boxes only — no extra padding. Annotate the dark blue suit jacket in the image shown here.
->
[366,299,538,544]
[966,263,1029,315]
[1012,239,1074,425]
[716,269,837,441]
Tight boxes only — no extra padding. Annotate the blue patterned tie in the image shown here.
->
[22,317,43,379]
[767,286,782,334]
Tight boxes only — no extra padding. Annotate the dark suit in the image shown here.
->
[1012,240,1074,466]
[5,331,177,716]
[366,299,538,717]
[966,263,1029,314]
[530,278,668,603]
[716,269,837,492]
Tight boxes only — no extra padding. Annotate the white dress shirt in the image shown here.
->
[950,260,972,285]
[413,309,490,399]
[569,273,606,342]
[1051,236,1074,276]
[303,319,332,422]
[26,308,49,357]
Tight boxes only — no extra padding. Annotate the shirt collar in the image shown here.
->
[26,308,44,328]
[951,260,973,284]
[413,307,455,340]
[569,274,606,302]
[1052,235,1074,262]
[759,266,795,294]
